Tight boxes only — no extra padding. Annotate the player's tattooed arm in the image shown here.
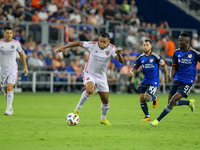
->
[163,64,168,84]
[115,49,124,63]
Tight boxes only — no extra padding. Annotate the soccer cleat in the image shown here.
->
[189,99,195,112]
[100,119,111,125]
[153,95,159,108]
[4,108,13,116]
[74,109,80,116]
[141,117,151,121]
[150,119,159,127]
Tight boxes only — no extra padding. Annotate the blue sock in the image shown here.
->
[140,102,150,118]
[149,95,157,102]
[175,100,189,106]
[157,106,172,122]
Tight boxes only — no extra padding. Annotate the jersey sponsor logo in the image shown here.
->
[105,51,110,55]
[149,58,153,63]
[86,77,90,80]
[11,45,15,49]
[188,54,192,58]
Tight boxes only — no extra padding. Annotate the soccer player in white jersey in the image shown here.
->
[56,33,124,125]
[0,27,28,115]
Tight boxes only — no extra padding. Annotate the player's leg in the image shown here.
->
[5,83,15,115]
[74,81,95,115]
[140,93,151,121]
[144,85,158,108]
[150,92,183,127]
[170,83,194,111]
[99,92,111,125]
[2,87,7,102]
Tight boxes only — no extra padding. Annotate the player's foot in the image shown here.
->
[74,109,80,116]
[4,108,13,116]
[141,117,151,121]
[153,95,159,108]
[150,119,159,127]
[100,119,111,125]
[189,99,195,112]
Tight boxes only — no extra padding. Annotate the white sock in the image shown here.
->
[101,103,109,120]
[7,91,14,110]
[75,91,90,111]
[2,89,7,102]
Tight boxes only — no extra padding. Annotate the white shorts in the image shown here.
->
[1,71,18,87]
[82,72,109,92]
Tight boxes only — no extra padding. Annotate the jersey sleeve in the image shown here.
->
[172,52,178,66]
[133,57,141,70]
[16,42,23,54]
[82,41,92,52]
[112,47,117,58]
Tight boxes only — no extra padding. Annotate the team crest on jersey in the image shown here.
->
[149,59,154,63]
[86,77,90,80]
[105,51,110,55]
[188,54,192,58]
[11,45,15,49]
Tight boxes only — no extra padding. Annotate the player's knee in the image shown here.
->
[7,84,14,91]
[86,88,94,95]
[143,94,151,102]
[102,98,109,104]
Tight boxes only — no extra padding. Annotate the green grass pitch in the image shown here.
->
[0,92,200,150]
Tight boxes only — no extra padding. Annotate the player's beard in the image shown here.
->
[143,49,150,54]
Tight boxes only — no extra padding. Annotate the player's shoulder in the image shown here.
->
[11,39,21,45]
[190,47,200,55]
[137,53,145,60]
[88,41,98,45]
[108,43,117,50]
[0,38,4,43]
[151,52,161,59]
[174,48,181,54]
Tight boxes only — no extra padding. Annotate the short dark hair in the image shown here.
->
[100,32,110,39]
[144,38,152,45]
[4,26,13,31]
[180,32,190,37]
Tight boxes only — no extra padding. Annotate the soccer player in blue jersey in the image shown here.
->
[129,39,168,121]
[150,33,200,127]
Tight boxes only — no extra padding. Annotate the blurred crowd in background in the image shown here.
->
[0,0,200,92]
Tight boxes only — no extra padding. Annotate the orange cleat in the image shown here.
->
[153,95,159,108]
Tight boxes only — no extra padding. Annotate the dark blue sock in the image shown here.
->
[157,106,172,122]
[175,100,189,106]
[140,102,150,118]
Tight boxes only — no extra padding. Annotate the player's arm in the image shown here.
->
[115,49,124,63]
[168,66,176,83]
[159,59,168,84]
[129,57,141,77]
[19,52,28,76]
[56,41,83,53]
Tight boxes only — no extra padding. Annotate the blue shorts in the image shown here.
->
[169,81,193,98]
[138,82,157,97]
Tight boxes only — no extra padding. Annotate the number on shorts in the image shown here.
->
[149,86,157,95]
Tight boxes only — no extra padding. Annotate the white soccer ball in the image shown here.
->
[66,113,79,126]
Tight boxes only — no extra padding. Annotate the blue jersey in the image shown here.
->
[172,47,200,84]
[133,52,165,87]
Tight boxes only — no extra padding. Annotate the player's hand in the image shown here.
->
[24,67,28,76]
[168,76,173,82]
[128,71,134,77]
[115,49,123,55]
[55,47,65,53]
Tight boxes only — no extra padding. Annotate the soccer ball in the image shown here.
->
[66,113,79,126]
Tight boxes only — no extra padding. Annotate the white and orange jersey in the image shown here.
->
[82,41,117,79]
[0,39,23,72]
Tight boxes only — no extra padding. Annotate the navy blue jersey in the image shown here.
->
[172,47,200,84]
[133,52,165,87]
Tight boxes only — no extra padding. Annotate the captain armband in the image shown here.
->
[159,59,166,67]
